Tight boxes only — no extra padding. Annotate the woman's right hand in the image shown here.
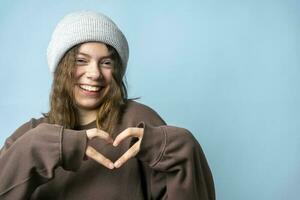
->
[85,128,115,169]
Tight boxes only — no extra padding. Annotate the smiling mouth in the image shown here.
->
[79,84,101,92]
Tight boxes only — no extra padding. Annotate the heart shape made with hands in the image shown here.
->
[85,127,144,170]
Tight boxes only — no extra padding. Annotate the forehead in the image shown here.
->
[77,42,110,58]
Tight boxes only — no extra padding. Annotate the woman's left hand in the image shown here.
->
[112,127,144,168]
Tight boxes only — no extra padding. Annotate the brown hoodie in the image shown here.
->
[0,100,215,200]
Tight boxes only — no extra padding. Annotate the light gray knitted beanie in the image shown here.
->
[47,10,129,74]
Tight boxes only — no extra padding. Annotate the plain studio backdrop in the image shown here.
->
[0,0,299,199]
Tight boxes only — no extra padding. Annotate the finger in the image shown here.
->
[113,128,142,147]
[85,146,114,169]
[86,128,113,143]
[114,140,141,168]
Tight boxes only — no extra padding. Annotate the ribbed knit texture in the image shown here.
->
[47,10,129,74]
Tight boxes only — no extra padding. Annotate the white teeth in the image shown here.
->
[79,85,100,92]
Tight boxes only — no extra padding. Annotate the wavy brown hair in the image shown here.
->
[43,42,129,134]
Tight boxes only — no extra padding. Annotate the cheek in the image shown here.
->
[102,69,113,82]
[74,67,83,78]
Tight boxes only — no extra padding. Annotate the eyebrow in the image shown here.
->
[76,52,112,60]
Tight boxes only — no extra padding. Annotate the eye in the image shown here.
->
[104,61,112,65]
[100,59,113,68]
[76,58,87,64]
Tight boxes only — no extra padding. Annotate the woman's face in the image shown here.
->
[73,42,113,111]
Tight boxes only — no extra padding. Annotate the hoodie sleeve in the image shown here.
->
[0,120,87,200]
[136,122,215,200]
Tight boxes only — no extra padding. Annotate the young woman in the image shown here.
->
[0,10,215,200]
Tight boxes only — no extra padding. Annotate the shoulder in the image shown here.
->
[5,117,49,144]
[122,99,167,126]
[125,99,161,116]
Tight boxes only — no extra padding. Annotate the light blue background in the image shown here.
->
[0,0,299,199]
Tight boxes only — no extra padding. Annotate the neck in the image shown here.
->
[77,109,97,126]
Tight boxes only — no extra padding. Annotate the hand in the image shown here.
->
[113,127,144,168]
[85,128,115,169]
[85,127,144,170]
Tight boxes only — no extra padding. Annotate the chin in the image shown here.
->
[75,101,101,111]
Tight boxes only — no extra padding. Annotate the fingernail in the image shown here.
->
[109,163,114,169]
[114,161,121,168]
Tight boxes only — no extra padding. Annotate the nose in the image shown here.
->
[86,62,102,80]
